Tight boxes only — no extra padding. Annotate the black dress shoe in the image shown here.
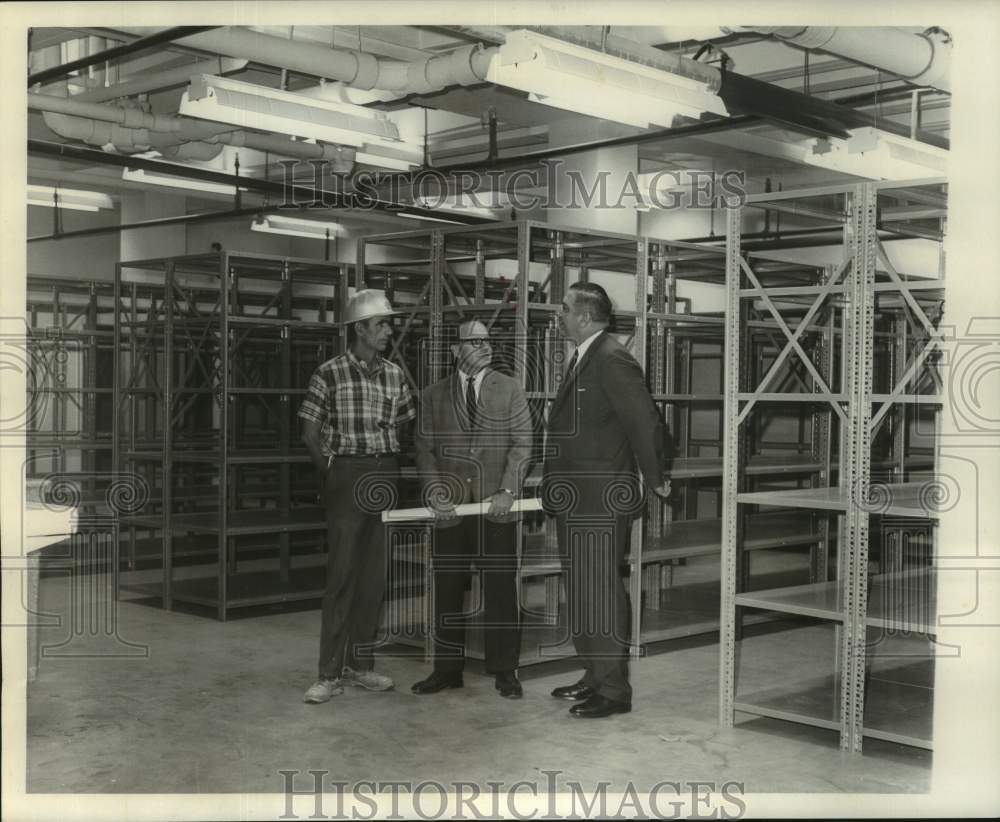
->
[411,671,463,694]
[495,672,523,699]
[550,681,595,701]
[569,694,631,718]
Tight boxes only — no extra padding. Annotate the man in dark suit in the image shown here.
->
[543,282,671,718]
[412,319,533,699]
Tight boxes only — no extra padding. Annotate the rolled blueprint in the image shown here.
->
[381,497,543,523]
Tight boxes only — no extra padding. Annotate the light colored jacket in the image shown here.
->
[415,369,533,506]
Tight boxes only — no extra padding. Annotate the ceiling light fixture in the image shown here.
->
[27,184,114,212]
[487,30,730,129]
[122,167,243,196]
[396,211,468,225]
[250,214,343,240]
[179,74,423,170]
[804,128,949,181]
[414,192,510,220]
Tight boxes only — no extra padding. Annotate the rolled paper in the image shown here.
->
[381,497,543,523]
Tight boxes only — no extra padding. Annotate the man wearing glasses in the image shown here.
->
[412,319,533,699]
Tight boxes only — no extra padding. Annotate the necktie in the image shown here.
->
[465,375,477,429]
[565,350,578,378]
[552,351,578,413]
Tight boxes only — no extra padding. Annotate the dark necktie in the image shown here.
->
[465,375,477,429]
[559,351,578,396]
[565,350,578,378]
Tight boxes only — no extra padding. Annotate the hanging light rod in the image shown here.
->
[28,26,220,87]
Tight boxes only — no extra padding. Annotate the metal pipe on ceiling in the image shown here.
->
[179,27,495,92]
[30,91,209,133]
[728,26,951,93]
[72,56,248,102]
[28,26,220,87]
[27,138,485,224]
[32,91,357,165]
[432,115,764,175]
[27,205,273,243]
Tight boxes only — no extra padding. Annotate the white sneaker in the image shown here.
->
[303,678,344,704]
[342,666,394,691]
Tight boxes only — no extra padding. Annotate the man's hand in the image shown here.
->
[653,479,672,499]
[430,499,458,522]
[315,461,329,503]
[487,489,515,518]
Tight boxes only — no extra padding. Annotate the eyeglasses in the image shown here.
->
[460,338,492,348]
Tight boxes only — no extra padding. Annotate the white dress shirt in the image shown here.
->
[572,328,603,368]
[457,367,487,402]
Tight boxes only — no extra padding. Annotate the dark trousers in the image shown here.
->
[430,515,521,674]
[317,455,399,680]
[555,513,633,704]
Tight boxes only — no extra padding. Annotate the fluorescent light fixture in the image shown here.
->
[122,167,242,196]
[396,211,467,224]
[487,30,729,129]
[180,75,422,170]
[804,128,949,181]
[414,191,510,220]
[355,146,422,172]
[28,185,113,212]
[250,214,343,240]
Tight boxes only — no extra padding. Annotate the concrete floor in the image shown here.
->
[26,572,932,796]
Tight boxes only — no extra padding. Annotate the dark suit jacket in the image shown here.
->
[542,331,669,518]
[415,368,533,508]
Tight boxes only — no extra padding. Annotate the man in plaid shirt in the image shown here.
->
[300,290,416,705]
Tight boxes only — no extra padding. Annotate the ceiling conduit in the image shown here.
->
[727,26,951,93]
[30,91,357,166]
[179,27,496,92]
[72,57,249,102]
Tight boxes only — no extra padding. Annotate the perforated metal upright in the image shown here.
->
[718,202,746,730]
[839,183,878,751]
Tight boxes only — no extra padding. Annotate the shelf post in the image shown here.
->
[839,182,878,752]
[719,200,745,729]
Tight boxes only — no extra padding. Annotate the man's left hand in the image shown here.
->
[653,479,672,499]
[487,489,514,518]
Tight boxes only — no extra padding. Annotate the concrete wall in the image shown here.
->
[27,206,120,281]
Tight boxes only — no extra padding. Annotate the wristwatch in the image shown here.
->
[496,487,516,498]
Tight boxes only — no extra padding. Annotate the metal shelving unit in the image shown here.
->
[635,240,835,647]
[718,178,946,752]
[25,278,116,510]
[113,251,349,619]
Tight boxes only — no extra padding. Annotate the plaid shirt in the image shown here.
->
[298,351,416,457]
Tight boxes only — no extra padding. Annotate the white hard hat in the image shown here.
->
[345,289,397,324]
